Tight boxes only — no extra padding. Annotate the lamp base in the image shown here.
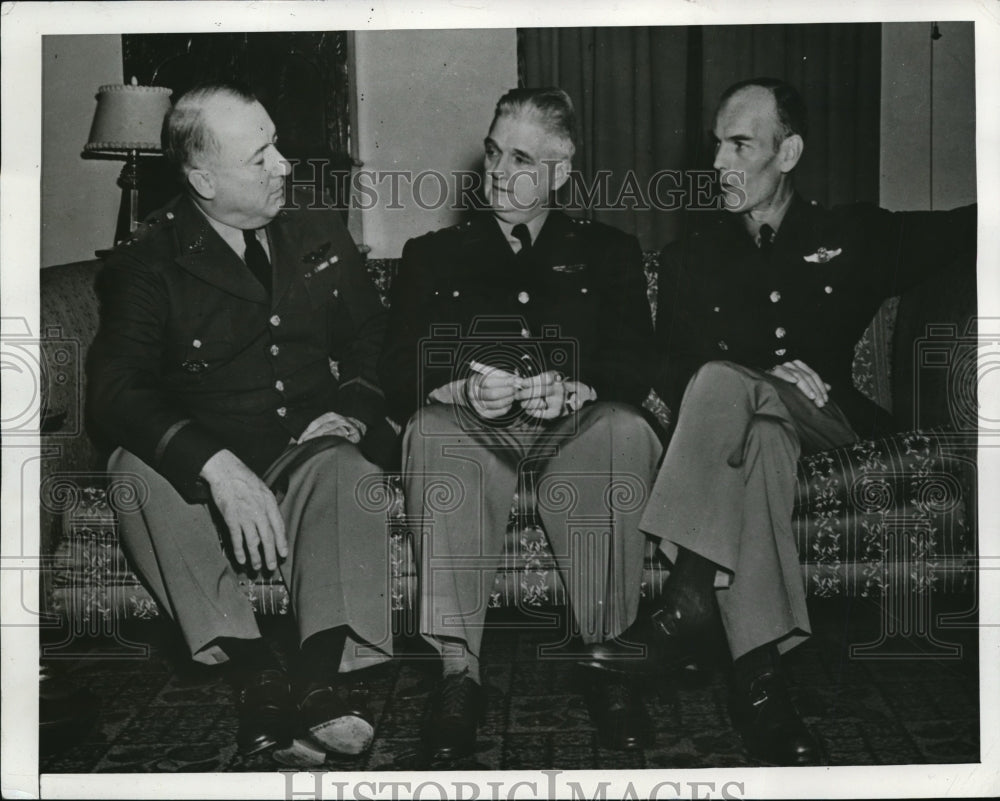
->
[111,150,141,247]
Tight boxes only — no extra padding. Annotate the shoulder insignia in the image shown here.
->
[123,221,153,246]
[425,222,466,239]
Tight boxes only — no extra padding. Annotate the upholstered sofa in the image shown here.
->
[38,249,977,637]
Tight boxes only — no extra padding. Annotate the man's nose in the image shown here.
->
[272,147,291,177]
[713,147,728,172]
[493,154,512,179]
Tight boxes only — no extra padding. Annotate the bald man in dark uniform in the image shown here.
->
[87,83,395,759]
[640,77,976,766]
[380,87,662,760]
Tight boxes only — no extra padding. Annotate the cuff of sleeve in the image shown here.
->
[335,382,387,428]
[427,378,468,406]
[156,420,226,503]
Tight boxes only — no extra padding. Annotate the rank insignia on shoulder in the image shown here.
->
[803,246,843,264]
[303,242,332,264]
[550,263,587,273]
[124,221,152,245]
[182,359,208,373]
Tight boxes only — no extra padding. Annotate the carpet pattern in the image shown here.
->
[40,598,979,772]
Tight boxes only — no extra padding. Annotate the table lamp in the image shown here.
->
[84,79,172,246]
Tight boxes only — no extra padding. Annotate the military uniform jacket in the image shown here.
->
[654,196,977,435]
[379,210,653,424]
[87,194,387,500]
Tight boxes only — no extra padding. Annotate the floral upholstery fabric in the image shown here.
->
[43,254,976,623]
[49,429,975,622]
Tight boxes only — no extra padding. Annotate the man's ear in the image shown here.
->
[778,134,804,174]
[551,156,571,192]
[186,168,216,200]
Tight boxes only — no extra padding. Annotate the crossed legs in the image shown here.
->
[640,360,857,764]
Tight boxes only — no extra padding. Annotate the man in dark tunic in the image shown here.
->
[87,83,395,759]
[640,77,976,765]
[379,87,662,759]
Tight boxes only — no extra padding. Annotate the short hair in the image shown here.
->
[718,77,808,150]
[492,87,577,159]
[162,82,258,175]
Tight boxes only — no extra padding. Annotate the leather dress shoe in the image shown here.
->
[577,638,655,675]
[298,681,375,755]
[236,668,293,755]
[580,668,653,750]
[646,596,712,669]
[421,671,484,762]
[728,671,823,766]
[40,664,100,754]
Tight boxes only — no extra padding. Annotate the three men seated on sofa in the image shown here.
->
[87,79,975,766]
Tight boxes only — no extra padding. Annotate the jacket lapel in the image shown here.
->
[172,196,270,305]
[266,212,306,308]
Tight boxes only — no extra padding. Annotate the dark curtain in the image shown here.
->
[521,24,881,250]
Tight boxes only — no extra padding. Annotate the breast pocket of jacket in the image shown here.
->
[165,309,237,377]
[304,260,344,309]
[546,267,599,317]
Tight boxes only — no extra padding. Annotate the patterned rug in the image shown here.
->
[40,597,979,772]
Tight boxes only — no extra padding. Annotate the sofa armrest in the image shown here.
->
[890,253,977,431]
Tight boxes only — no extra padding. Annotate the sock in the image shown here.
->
[296,625,349,691]
[660,547,719,629]
[215,637,280,675]
[438,637,481,685]
[732,643,781,692]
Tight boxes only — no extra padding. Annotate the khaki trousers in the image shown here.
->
[109,439,392,669]
[402,401,663,658]
[639,361,857,659]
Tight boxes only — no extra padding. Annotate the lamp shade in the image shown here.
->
[84,83,173,154]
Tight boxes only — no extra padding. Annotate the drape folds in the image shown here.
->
[521,25,881,250]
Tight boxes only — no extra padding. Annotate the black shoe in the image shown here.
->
[39,664,100,755]
[577,637,655,675]
[728,671,823,766]
[298,681,375,755]
[236,668,292,755]
[580,668,653,750]
[421,671,484,762]
[646,596,712,669]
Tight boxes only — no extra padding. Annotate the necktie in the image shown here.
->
[243,228,271,294]
[511,223,532,258]
[757,223,775,253]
